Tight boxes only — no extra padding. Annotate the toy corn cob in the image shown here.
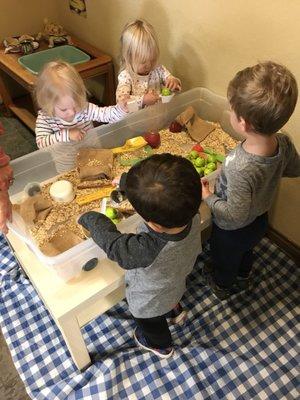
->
[76,186,114,205]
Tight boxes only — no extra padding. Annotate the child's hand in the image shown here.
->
[165,76,181,91]
[112,176,121,186]
[201,178,212,200]
[118,99,129,113]
[143,90,160,106]
[69,128,85,142]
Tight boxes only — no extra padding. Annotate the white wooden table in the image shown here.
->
[6,202,211,370]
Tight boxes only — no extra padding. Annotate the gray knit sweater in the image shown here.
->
[205,133,300,230]
[78,213,202,318]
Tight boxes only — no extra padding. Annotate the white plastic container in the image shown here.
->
[8,198,142,281]
[160,93,175,103]
[127,99,139,113]
[8,87,240,281]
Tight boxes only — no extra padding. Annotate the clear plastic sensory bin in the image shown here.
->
[8,87,240,281]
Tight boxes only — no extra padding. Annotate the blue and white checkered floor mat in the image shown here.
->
[0,234,299,400]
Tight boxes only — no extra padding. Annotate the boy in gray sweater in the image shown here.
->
[79,154,202,358]
[202,61,300,300]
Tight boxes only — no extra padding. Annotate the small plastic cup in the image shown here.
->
[160,93,175,103]
[127,99,139,113]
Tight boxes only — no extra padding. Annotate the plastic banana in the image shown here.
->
[112,136,147,154]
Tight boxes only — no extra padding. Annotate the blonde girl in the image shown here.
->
[35,60,127,149]
[116,19,181,109]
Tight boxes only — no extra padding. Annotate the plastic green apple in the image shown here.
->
[195,166,205,176]
[189,150,199,159]
[105,207,118,219]
[161,87,172,96]
[207,154,217,163]
[204,167,214,176]
[206,162,217,171]
[194,157,206,167]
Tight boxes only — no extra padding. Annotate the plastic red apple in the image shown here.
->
[192,143,204,153]
[169,121,183,133]
[143,131,161,148]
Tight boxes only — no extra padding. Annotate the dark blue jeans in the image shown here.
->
[210,213,268,288]
[134,314,172,349]
[133,305,182,348]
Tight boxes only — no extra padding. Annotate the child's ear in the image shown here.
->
[239,117,253,133]
[238,117,248,132]
[147,221,164,232]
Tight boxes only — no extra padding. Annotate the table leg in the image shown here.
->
[56,314,91,371]
[0,70,13,115]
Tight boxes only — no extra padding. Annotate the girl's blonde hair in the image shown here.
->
[120,19,159,74]
[35,60,87,116]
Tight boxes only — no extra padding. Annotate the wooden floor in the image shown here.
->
[0,330,30,400]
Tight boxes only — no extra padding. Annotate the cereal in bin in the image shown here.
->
[13,107,239,256]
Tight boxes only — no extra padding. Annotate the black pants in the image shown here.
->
[210,213,268,288]
[134,311,174,349]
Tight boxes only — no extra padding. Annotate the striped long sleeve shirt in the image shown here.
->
[35,102,127,148]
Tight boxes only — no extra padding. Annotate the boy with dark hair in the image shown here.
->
[79,153,202,358]
[202,61,300,300]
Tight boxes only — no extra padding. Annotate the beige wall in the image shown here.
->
[0,0,299,245]
[269,178,300,244]
[0,0,58,39]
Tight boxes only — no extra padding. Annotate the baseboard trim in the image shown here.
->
[267,227,300,264]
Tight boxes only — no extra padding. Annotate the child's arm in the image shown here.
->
[36,114,85,148]
[203,172,252,229]
[158,65,181,91]
[116,70,132,103]
[78,211,164,269]
[86,102,127,124]
[282,135,300,177]
[35,114,71,148]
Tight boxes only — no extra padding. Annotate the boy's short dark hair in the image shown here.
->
[227,61,298,135]
[125,153,202,228]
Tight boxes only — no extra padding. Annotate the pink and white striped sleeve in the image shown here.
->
[86,102,127,124]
